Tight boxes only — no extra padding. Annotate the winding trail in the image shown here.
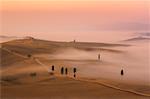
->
[1,47,150,97]
[71,77,150,97]
[2,47,27,59]
[2,47,50,72]
[34,58,50,72]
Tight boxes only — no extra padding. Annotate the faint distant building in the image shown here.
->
[24,36,34,44]
[69,39,76,43]
[25,36,34,40]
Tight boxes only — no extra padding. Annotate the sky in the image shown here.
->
[1,0,150,42]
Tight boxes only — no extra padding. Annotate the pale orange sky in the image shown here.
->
[1,0,150,42]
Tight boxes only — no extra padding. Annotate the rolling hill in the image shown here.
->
[0,38,128,67]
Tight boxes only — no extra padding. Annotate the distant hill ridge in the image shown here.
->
[0,38,128,66]
[2,37,129,47]
[123,36,150,42]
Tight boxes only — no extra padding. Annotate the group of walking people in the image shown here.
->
[51,65,77,78]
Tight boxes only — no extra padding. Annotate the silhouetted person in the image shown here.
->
[73,68,77,78]
[52,65,54,71]
[121,69,124,76]
[73,68,77,73]
[61,67,64,75]
[98,54,100,60]
[48,66,54,75]
[65,68,68,75]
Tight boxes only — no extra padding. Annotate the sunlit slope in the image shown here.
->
[0,38,127,67]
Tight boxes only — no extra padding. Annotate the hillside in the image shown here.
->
[0,38,127,67]
[1,38,150,98]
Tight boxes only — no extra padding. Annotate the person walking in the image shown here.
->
[52,65,55,71]
[65,68,68,75]
[73,68,77,78]
[121,69,124,76]
[98,54,100,60]
[61,67,64,75]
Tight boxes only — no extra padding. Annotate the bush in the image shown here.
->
[27,54,32,58]
[30,72,37,77]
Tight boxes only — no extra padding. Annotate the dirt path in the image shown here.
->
[1,47,150,97]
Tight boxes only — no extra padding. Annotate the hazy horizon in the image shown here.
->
[1,0,150,42]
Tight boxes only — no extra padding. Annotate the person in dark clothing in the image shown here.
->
[52,65,54,71]
[61,67,64,75]
[65,68,68,75]
[98,54,100,60]
[73,68,76,73]
[73,68,77,78]
[121,69,124,76]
